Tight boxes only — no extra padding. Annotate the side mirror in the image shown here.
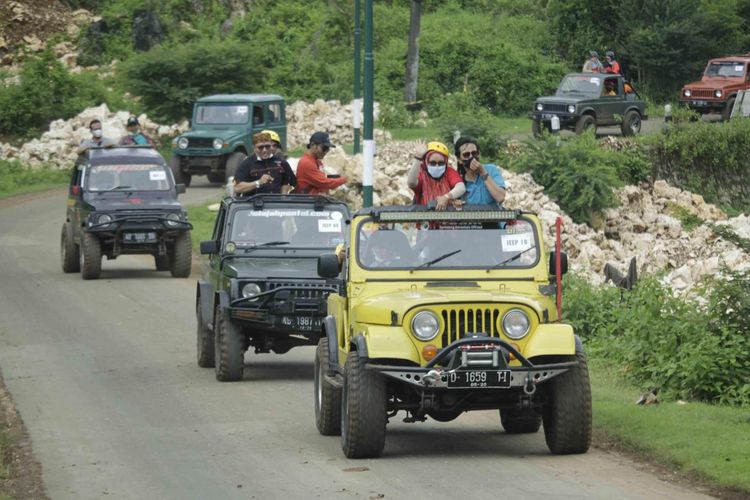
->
[176,183,186,194]
[318,253,340,278]
[549,251,568,276]
[200,240,219,255]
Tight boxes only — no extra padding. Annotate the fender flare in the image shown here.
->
[217,290,231,311]
[350,335,369,359]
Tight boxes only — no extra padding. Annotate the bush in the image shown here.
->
[432,93,507,160]
[507,134,624,224]
[0,160,69,193]
[565,272,750,407]
[0,51,111,137]
[651,117,750,211]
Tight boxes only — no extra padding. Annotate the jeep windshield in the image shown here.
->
[356,218,539,270]
[705,61,746,78]
[85,164,171,192]
[229,206,347,249]
[556,75,603,97]
[194,104,250,124]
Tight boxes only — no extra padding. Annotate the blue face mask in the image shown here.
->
[427,164,446,178]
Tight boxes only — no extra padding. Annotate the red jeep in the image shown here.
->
[679,54,750,120]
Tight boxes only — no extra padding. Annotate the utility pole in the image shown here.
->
[362,0,374,207]
[353,0,362,155]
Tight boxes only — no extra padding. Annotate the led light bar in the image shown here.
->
[377,209,521,222]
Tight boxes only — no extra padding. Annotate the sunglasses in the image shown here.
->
[427,161,446,167]
[257,144,274,151]
[460,150,479,159]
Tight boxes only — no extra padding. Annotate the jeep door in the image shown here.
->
[207,204,228,291]
[597,76,625,125]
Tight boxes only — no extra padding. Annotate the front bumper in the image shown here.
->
[679,98,726,112]
[172,152,227,174]
[372,336,575,391]
[529,111,578,127]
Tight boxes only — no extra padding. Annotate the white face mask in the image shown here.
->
[92,129,103,138]
[427,164,446,178]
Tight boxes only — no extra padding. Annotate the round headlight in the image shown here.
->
[177,137,189,149]
[714,90,723,98]
[683,89,692,97]
[567,105,576,114]
[502,309,530,340]
[242,283,262,300]
[535,103,544,111]
[411,311,440,341]
[97,214,112,225]
[166,212,181,226]
[213,138,224,150]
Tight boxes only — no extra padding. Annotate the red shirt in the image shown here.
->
[295,152,347,195]
[412,165,463,205]
[605,61,621,74]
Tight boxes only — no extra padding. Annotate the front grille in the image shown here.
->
[541,103,569,113]
[188,138,214,148]
[266,281,340,299]
[689,89,715,99]
[439,306,502,345]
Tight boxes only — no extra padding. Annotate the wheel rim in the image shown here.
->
[631,116,641,133]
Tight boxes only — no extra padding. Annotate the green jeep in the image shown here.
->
[530,73,647,136]
[171,94,286,186]
[314,206,591,458]
[196,194,350,381]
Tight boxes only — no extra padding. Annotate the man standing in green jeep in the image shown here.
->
[233,131,296,196]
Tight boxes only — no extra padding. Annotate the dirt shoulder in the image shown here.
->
[0,368,48,500]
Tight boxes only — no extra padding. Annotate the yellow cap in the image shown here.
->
[426,141,449,158]
[261,129,281,144]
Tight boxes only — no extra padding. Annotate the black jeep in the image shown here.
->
[196,194,350,381]
[61,146,193,280]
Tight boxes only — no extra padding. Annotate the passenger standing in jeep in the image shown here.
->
[233,132,296,196]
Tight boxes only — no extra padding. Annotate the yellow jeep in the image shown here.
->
[314,206,591,458]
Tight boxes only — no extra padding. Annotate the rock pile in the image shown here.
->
[0,104,188,168]
[317,139,750,294]
[286,99,391,150]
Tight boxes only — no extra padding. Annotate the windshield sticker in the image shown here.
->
[319,219,342,233]
[501,233,533,252]
[245,209,337,218]
[590,78,601,85]
[149,170,167,181]
[736,65,744,72]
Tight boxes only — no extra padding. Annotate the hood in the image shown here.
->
[352,289,545,326]
[223,256,326,279]
[684,76,746,90]
[86,194,182,212]
[536,95,588,105]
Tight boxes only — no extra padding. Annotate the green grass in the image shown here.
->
[0,182,67,200]
[665,202,703,231]
[187,203,220,252]
[0,160,69,199]
[590,358,750,492]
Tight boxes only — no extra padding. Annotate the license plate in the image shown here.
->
[447,370,512,389]
[691,100,709,106]
[280,315,322,331]
[542,113,556,120]
[123,232,156,243]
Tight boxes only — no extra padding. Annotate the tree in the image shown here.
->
[404,0,422,103]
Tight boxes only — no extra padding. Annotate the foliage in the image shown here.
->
[565,272,750,407]
[708,223,750,253]
[0,51,112,137]
[0,160,69,195]
[650,117,750,211]
[432,92,508,160]
[665,203,703,231]
[506,134,626,224]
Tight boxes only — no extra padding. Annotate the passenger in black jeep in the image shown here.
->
[233,132,296,197]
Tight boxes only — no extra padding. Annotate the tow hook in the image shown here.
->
[523,376,536,395]
[423,369,442,387]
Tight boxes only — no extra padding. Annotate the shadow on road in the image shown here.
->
[241,360,313,381]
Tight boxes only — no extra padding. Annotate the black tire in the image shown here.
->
[575,114,596,135]
[169,156,188,186]
[207,172,224,184]
[154,253,170,271]
[621,110,642,136]
[80,232,102,280]
[315,338,342,436]
[542,352,593,454]
[196,298,215,368]
[341,352,387,458]
[531,120,543,138]
[722,97,735,121]
[61,222,80,273]
[225,151,245,182]
[213,305,244,381]
[169,232,192,278]
[500,408,542,434]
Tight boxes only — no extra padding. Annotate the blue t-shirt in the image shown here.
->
[132,133,149,145]
[463,163,506,206]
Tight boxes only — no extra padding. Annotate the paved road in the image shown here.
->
[0,181,713,500]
